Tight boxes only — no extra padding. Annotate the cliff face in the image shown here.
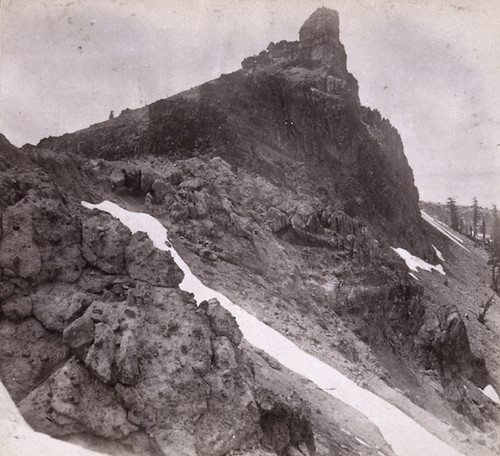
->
[35,8,427,258]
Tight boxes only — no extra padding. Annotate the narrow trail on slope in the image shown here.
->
[83,201,465,456]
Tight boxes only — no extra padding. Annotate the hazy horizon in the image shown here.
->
[1,0,498,207]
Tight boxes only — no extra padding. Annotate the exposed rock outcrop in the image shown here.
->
[0,137,316,454]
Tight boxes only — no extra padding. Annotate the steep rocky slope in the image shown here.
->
[2,7,499,456]
[0,138,316,456]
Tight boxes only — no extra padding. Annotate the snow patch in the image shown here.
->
[409,273,419,281]
[392,247,445,275]
[482,385,500,404]
[433,245,445,262]
[82,201,464,456]
[421,212,470,252]
[355,436,371,447]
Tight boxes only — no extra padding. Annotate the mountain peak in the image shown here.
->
[299,7,340,44]
[241,7,348,79]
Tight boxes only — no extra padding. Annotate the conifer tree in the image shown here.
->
[446,197,459,231]
[488,205,500,292]
[472,197,479,238]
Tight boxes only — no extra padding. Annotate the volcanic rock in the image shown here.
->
[125,231,184,287]
[82,211,132,274]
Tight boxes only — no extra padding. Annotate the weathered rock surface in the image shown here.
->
[0,135,316,454]
[1,294,32,321]
[0,317,69,401]
[31,286,93,332]
[125,231,184,287]
[0,201,41,279]
[201,298,243,345]
[82,211,131,274]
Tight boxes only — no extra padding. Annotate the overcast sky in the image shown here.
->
[1,0,499,206]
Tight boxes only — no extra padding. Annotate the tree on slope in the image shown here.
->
[472,196,479,238]
[488,205,500,292]
[447,197,459,231]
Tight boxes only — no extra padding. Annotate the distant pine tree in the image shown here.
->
[472,196,479,238]
[446,197,459,231]
[488,205,500,292]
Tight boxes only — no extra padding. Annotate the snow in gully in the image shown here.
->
[82,200,464,456]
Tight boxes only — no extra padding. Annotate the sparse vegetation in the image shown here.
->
[487,205,500,292]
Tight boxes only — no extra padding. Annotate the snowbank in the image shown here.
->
[0,381,108,456]
[82,201,464,456]
[482,385,500,404]
[392,247,445,275]
[433,245,445,262]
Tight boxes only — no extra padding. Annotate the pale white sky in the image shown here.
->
[1,0,499,206]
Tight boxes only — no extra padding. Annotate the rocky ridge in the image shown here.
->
[34,8,429,259]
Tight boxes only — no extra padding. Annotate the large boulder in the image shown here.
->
[62,311,95,355]
[31,197,85,283]
[31,286,93,332]
[82,211,132,274]
[0,318,69,402]
[19,358,138,439]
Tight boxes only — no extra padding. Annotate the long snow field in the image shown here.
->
[81,201,464,456]
[421,211,470,252]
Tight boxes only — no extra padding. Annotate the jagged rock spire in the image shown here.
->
[299,7,340,44]
[298,8,348,78]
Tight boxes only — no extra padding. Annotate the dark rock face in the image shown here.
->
[256,389,315,456]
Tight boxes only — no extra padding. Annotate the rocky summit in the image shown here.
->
[1,8,499,456]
